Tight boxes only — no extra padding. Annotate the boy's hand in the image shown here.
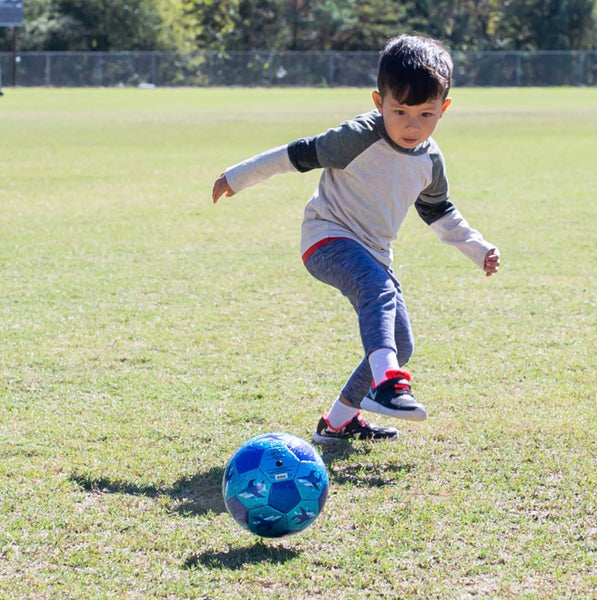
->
[212,173,235,203]
[483,248,500,277]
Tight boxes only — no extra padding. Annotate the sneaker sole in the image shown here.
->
[312,431,399,444]
[360,397,428,421]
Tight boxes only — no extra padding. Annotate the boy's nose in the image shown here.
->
[406,116,420,129]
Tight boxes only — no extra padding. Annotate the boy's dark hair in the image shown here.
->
[377,35,453,105]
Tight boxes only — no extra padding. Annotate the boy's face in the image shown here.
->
[373,91,451,150]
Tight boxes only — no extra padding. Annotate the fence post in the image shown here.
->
[45,52,51,85]
[151,51,157,85]
[578,51,585,86]
[11,26,17,86]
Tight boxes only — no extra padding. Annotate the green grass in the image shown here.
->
[1,86,596,599]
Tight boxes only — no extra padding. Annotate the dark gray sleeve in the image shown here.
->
[415,198,456,224]
[415,148,456,225]
[287,137,320,172]
[287,112,381,172]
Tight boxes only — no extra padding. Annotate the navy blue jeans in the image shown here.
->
[304,238,414,408]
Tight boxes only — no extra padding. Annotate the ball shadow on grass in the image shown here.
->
[70,465,227,516]
[70,440,413,525]
[184,541,301,571]
[318,442,415,487]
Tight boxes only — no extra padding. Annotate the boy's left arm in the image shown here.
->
[415,146,500,277]
[419,204,500,276]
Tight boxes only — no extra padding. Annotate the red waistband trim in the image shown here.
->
[301,237,345,263]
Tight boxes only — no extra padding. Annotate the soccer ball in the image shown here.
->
[222,432,329,538]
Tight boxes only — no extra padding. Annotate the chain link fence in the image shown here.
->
[1,50,596,87]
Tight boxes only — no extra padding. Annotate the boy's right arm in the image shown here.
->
[212,144,297,204]
[211,116,373,205]
[212,173,235,203]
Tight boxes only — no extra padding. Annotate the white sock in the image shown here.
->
[325,397,359,429]
[368,347,400,387]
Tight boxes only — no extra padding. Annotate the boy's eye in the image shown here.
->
[421,112,434,118]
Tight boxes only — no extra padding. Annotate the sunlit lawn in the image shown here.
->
[0,86,595,599]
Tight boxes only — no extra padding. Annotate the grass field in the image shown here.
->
[0,86,595,599]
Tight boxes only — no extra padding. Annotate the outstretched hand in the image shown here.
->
[483,248,500,277]
[212,173,235,203]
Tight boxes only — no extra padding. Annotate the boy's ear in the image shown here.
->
[372,90,383,112]
[441,97,452,116]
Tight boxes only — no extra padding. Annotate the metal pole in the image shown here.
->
[97,52,103,86]
[578,51,585,86]
[12,26,17,86]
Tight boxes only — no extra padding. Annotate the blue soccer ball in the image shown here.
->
[222,432,329,538]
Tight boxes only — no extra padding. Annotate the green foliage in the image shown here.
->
[2,0,182,51]
[186,0,361,51]
[1,0,595,52]
[341,0,410,50]
[179,0,597,51]
[497,0,596,50]
[50,0,164,50]
[183,0,239,52]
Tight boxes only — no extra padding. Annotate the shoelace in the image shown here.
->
[393,378,412,396]
[346,414,370,432]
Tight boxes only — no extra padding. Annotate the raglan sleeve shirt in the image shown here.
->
[223,110,495,269]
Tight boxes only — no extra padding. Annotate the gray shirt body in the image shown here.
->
[225,110,493,267]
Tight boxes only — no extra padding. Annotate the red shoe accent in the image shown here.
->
[322,411,362,432]
[373,369,411,389]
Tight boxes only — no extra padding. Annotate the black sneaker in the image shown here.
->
[360,369,427,421]
[312,412,398,444]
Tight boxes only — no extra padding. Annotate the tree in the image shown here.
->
[499,0,595,50]
[2,0,595,52]
[183,0,240,52]
[185,0,361,51]
[1,0,180,51]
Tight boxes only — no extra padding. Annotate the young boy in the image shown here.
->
[212,35,500,444]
